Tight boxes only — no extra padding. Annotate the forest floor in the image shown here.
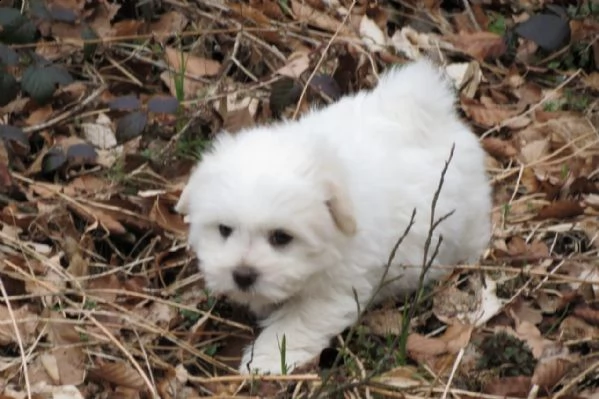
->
[1,0,599,398]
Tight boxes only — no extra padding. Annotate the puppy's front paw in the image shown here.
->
[239,342,316,375]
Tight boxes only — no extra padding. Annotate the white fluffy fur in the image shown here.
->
[176,59,492,375]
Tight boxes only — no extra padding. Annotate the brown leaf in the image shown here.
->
[164,47,221,78]
[448,31,507,61]
[90,361,146,389]
[67,201,127,234]
[0,305,39,345]
[484,376,532,396]
[406,333,448,358]
[481,137,518,159]
[373,365,426,388]
[149,10,188,37]
[535,200,585,221]
[532,355,572,388]
[582,72,599,91]
[291,0,354,37]
[438,322,473,353]
[227,3,288,45]
[63,236,89,282]
[559,316,599,340]
[223,107,256,133]
[572,303,599,326]
[0,142,13,190]
[519,138,551,165]
[111,20,144,37]
[149,196,188,237]
[44,311,87,385]
[277,50,311,78]
[25,104,54,126]
[250,0,286,20]
[461,98,520,128]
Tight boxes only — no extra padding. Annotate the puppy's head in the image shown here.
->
[176,127,356,308]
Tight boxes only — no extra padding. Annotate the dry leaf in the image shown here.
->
[277,50,311,78]
[359,15,386,52]
[81,113,117,150]
[291,0,354,36]
[481,137,518,159]
[45,313,87,385]
[0,305,38,345]
[149,197,188,237]
[535,200,585,221]
[438,322,473,353]
[164,47,220,78]
[573,304,599,326]
[532,351,573,388]
[434,275,505,327]
[25,104,54,126]
[67,201,127,234]
[406,333,448,357]
[448,31,507,61]
[519,138,551,165]
[149,10,188,37]
[484,376,532,396]
[461,99,521,127]
[90,361,146,390]
[373,365,426,388]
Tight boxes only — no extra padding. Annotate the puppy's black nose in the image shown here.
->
[232,266,258,290]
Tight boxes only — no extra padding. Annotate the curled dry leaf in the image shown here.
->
[359,15,386,52]
[373,365,426,388]
[439,322,473,353]
[535,200,585,221]
[572,303,599,326]
[481,137,518,159]
[391,27,443,60]
[90,361,146,390]
[445,61,482,98]
[406,333,448,358]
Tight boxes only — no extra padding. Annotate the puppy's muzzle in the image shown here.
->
[232,265,258,290]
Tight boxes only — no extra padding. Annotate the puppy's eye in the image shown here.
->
[268,229,293,247]
[218,224,233,238]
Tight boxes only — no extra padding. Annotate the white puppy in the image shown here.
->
[176,59,491,375]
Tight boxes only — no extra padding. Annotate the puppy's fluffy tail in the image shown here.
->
[372,58,459,137]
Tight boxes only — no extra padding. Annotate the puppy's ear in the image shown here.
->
[326,181,357,236]
[175,184,191,215]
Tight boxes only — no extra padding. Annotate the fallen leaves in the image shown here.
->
[0,305,38,345]
[448,31,507,62]
[0,0,598,396]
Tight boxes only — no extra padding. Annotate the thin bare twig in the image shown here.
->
[0,279,32,399]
